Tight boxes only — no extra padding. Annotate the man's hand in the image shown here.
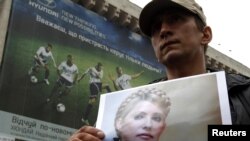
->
[68,126,105,141]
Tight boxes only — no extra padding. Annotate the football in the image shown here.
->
[56,103,66,112]
[30,76,38,83]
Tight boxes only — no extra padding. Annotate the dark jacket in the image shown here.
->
[225,72,250,124]
[150,70,250,124]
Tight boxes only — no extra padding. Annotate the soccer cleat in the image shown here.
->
[81,118,84,123]
[44,79,50,85]
[81,118,90,125]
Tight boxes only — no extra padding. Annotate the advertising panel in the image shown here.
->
[0,0,165,140]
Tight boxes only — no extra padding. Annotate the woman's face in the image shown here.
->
[117,101,166,141]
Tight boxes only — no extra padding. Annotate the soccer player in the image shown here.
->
[109,66,144,90]
[46,54,78,103]
[78,62,111,125]
[28,43,57,85]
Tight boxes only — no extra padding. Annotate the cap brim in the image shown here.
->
[139,1,183,37]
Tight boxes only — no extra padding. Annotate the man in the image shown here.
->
[46,54,78,103]
[78,62,112,125]
[68,0,250,140]
[109,66,144,90]
[28,43,57,85]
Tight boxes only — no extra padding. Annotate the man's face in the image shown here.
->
[116,67,123,75]
[97,65,103,71]
[117,101,166,141]
[46,46,52,52]
[150,8,204,66]
[67,56,73,66]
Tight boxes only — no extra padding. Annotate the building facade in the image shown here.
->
[71,0,250,77]
[1,0,250,77]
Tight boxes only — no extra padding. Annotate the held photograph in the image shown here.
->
[96,71,232,141]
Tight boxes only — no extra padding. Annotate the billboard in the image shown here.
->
[0,0,165,140]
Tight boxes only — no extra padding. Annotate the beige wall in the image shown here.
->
[0,0,12,65]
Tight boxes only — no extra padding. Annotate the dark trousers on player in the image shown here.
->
[83,82,102,119]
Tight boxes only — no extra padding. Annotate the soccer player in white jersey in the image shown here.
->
[28,43,57,85]
[109,66,144,90]
[46,54,78,103]
[78,62,111,125]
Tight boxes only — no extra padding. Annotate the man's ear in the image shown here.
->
[201,26,212,45]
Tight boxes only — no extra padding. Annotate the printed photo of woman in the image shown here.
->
[113,88,171,141]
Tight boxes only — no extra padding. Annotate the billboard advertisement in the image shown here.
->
[0,0,165,140]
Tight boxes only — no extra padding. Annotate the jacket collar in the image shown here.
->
[208,67,250,90]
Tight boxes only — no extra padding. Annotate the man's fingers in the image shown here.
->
[68,126,104,141]
[79,126,104,138]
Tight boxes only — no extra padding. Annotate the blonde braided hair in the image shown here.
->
[114,87,171,136]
